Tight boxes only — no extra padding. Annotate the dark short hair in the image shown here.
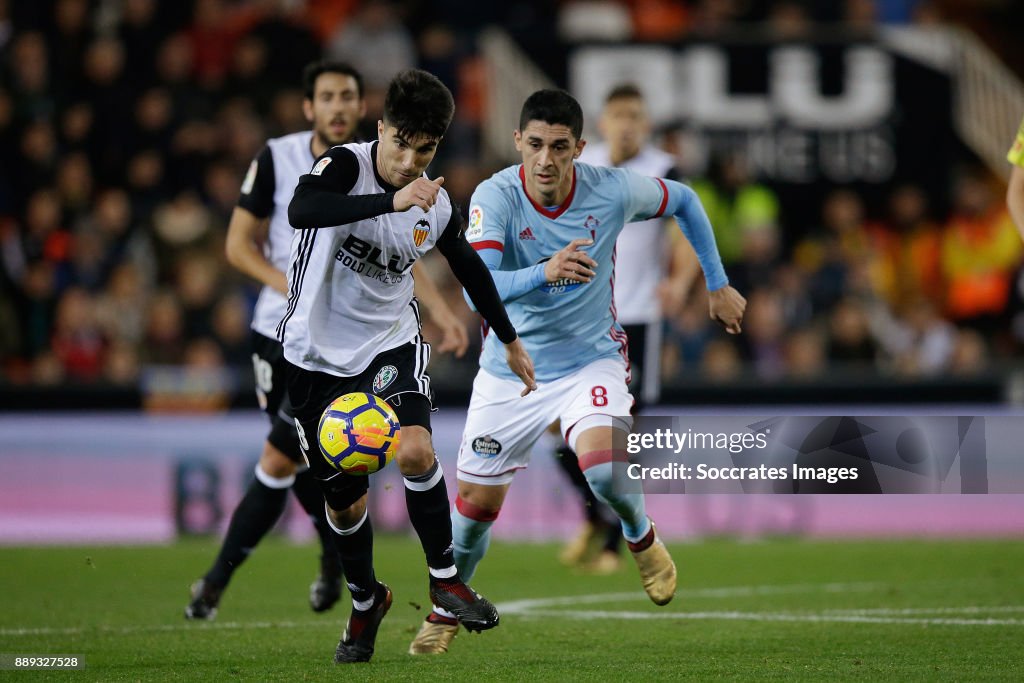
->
[383,69,454,141]
[302,60,364,100]
[604,83,644,104]
[519,89,583,140]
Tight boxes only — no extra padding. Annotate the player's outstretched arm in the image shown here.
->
[288,147,396,229]
[225,206,288,295]
[661,181,746,332]
[624,171,746,332]
[659,180,730,291]
[411,260,469,358]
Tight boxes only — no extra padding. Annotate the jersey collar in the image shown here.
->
[519,164,577,219]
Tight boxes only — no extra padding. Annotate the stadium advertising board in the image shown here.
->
[571,35,955,224]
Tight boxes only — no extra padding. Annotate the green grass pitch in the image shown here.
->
[1,537,1022,681]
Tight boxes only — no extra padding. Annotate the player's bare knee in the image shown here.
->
[395,426,435,476]
[326,494,367,530]
[457,480,507,516]
[570,420,630,459]
[396,444,434,476]
[259,442,297,479]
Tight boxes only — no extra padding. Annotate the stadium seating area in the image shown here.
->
[1,0,1022,398]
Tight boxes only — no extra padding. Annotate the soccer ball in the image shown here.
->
[318,393,401,475]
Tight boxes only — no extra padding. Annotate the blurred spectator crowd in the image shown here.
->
[0,0,1019,397]
[663,157,1020,385]
[0,0,499,390]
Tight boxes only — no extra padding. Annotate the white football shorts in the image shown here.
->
[456,357,634,485]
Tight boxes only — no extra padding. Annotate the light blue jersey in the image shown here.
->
[467,162,726,383]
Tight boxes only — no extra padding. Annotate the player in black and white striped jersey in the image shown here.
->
[185,62,471,623]
[283,69,536,664]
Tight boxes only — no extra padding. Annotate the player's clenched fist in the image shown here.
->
[708,285,746,334]
[394,176,445,212]
[544,238,598,283]
[504,337,538,396]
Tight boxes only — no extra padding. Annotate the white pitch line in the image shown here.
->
[498,583,1024,627]
[823,606,1024,616]
[0,620,325,638]
[515,609,1024,627]
[3,582,1020,637]
[498,581,884,615]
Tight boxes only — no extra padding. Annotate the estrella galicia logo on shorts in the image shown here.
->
[471,435,502,458]
[372,365,398,393]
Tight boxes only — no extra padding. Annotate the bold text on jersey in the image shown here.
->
[335,235,415,285]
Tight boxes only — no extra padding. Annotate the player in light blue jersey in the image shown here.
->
[408,89,746,654]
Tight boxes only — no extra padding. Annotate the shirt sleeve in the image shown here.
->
[470,251,547,305]
[463,181,547,303]
[237,146,275,218]
[618,169,729,292]
[435,205,518,343]
[619,167,671,223]
[288,146,396,229]
[464,182,511,254]
[1008,116,1024,167]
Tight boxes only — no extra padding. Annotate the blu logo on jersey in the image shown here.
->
[337,234,416,275]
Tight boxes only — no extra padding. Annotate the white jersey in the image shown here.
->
[578,142,676,325]
[238,130,316,340]
[279,141,452,377]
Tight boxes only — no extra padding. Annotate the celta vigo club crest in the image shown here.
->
[413,219,430,247]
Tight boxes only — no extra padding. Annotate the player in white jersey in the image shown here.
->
[408,90,745,654]
[581,83,698,402]
[283,69,536,664]
[185,62,470,622]
[556,84,699,572]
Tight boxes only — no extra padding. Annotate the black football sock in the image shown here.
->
[329,510,376,604]
[403,460,457,575]
[554,445,603,524]
[290,469,342,577]
[205,469,291,587]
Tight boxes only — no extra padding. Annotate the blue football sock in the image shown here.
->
[580,460,651,543]
[450,501,495,583]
